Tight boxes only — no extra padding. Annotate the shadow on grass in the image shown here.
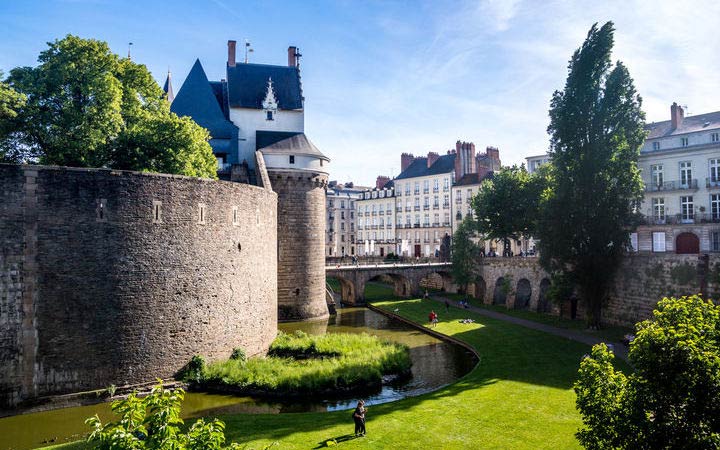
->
[313,433,359,448]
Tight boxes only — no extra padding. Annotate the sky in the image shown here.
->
[1,0,719,186]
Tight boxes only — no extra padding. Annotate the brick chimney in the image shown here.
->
[228,40,237,67]
[427,152,439,168]
[454,141,476,179]
[401,153,415,172]
[671,102,684,130]
[288,46,298,67]
[376,176,390,189]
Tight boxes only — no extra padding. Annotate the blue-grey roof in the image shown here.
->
[395,154,456,180]
[171,60,239,160]
[645,110,720,139]
[256,131,328,160]
[227,63,303,110]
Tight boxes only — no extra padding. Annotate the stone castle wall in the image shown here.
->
[269,170,329,321]
[0,164,278,408]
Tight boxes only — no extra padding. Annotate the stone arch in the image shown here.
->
[675,232,699,254]
[473,276,487,301]
[537,278,552,313]
[514,278,532,309]
[493,277,508,305]
[367,273,411,300]
[327,276,356,305]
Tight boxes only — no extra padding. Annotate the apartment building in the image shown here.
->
[326,181,365,256]
[355,176,396,257]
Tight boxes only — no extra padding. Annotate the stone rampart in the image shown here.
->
[0,164,277,408]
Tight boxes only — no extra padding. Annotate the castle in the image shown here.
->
[0,42,329,408]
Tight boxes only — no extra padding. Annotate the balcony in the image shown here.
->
[423,205,430,210]
[443,221,450,226]
[455,198,463,204]
[371,225,379,230]
[432,222,440,227]
[386,210,392,215]
[356,212,363,217]
[413,223,421,228]
[641,212,720,225]
[358,225,363,230]
[423,188,429,194]
[707,178,720,189]
[433,187,439,193]
[329,215,335,220]
[443,187,449,192]
[379,210,384,216]
[414,206,421,211]
[396,207,402,212]
[371,211,377,216]
[405,207,412,212]
[443,203,450,208]
[423,223,430,228]
[414,190,420,195]
[466,198,472,204]
[433,204,439,210]
[396,191,402,197]
[644,179,699,192]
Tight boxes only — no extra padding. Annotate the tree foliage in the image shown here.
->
[451,218,479,292]
[1,35,217,178]
[471,165,545,255]
[0,72,27,163]
[86,382,241,449]
[538,22,645,328]
[575,295,720,449]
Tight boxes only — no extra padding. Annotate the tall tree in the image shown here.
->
[471,165,544,256]
[1,35,217,178]
[538,22,645,328]
[0,72,27,163]
[451,218,478,294]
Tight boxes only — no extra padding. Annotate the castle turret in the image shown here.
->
[258,131,330,321]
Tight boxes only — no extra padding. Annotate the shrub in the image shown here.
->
[86,381,240,449]
[574,295,720,449]
[177,355,205,382]
[230,348,246,362]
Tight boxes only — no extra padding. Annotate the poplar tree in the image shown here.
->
[451,218,479,294]
[539,22,645,328]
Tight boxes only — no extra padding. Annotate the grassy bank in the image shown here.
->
[200,331,411,396]
[43,297,631,450]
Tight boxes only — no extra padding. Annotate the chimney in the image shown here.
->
[376,176,390,189]
[228,40,237,67]
[427,152,439,168]
[671,102,684,130]
[401,153,414,172]
[288,46,297,67]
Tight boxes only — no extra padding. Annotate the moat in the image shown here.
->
[0,307,477,450]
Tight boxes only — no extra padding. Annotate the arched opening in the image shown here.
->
[675,232,699,254]
[514,278,532,309]
[473,276,486,301]
[537,278,552,313]
[326,276,355,305]
[493,277,507,305]
[419,272,445,292]
[365,274,410,301]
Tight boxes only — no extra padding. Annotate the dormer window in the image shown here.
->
[266,111,274,121]
[289,155,295,164]
[262,77,279,121]
[652,141,660,150]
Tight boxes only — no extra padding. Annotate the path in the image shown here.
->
[430,294,629,362]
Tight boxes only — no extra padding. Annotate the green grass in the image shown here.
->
[363,281,396,301]
[441,293,632,343]
[43,298,631,450]
[201,331,411,394]
[326,277,341,293]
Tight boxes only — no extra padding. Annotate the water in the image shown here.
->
[0,307,476,450]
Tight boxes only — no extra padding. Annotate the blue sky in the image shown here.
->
[2,0,719,186]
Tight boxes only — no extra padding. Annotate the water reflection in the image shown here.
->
[0,307,476,450]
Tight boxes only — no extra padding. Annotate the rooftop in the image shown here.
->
[645,110,720,139]
[395,154,456,180]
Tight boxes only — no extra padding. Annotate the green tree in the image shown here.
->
[538,22,645,328]
[86,382,241,449]
[1,35,217,178]
[451,218,478,294]
[0,72,27,163]
[471,165,544,256]
[574,295,720,449]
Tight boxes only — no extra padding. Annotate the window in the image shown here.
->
[341,200,345,209]
[652,198,665,222]
[713,232,720,252]
[681,196,694,222]
[152,201,162,224]
[266,111,274,121]
[652,141,660,150]
[710,158,720,184]
[414,182,420,194]
[652,232,666,252]
[456,211,462,221]
[680,161,692,187]
[341,235,345,242]
[444,178,450,191]
[216,155,226,170]
[232,206,238,225]
[405,184,410,195]
[681,137,689,147]
[341,222,345,231]
[198,203,206,225]
[712,194,720,220]
[433,196,439,207]
[414,215,420,225]
[629,232,638,252]
[341,211,345,220]
[651,164,664,188]
[351,211,354,219]
[424,214,429,226]
[433,179,439,192]
[712,133,719,142]
[289,155,295,164]
[443,195,449,207]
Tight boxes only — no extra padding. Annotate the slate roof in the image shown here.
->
[256,131,328,160]
[171,59,238,141]
[455,172,494,186]
[227,63,303,110]
[645,110,720,139]
[162,72,174,103]
[395,154,456,180]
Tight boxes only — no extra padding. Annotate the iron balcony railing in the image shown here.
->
[644,179,699,192]
[396,207,402,212]
[707,177,720,189]
[433,204,439,210]
[379,210,384,215]
[641,212,720,225]
[414,206,421,211]
[433,187,439,193]
[386,210,392,215]
[405,207,412,212]
[423,205,430,210]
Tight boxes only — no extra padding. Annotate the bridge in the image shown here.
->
[326,258,553,312]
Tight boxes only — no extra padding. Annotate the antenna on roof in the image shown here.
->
[244,39,254,64]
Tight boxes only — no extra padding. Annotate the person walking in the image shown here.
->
[353,400,366,436]
[428,310,438,327]
[445,298,450,313]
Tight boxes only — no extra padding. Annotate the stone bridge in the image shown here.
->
[326,258,553,312]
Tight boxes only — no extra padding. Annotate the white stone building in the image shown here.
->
[525,154,550,173]
[326,181,366,257]
[635,103,720,254]
[356,177,396,257]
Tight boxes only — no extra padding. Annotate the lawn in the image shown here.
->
[440,293,632,343]
[44,297,628,450]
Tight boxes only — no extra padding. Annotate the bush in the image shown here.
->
[177,355,205,382]
[230,348,246,362]
[86,381,240,449]
[574,295,720,449]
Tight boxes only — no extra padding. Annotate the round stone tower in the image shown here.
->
[259,133,330,321]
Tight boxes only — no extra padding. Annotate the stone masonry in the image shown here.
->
[0,164,278,408]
